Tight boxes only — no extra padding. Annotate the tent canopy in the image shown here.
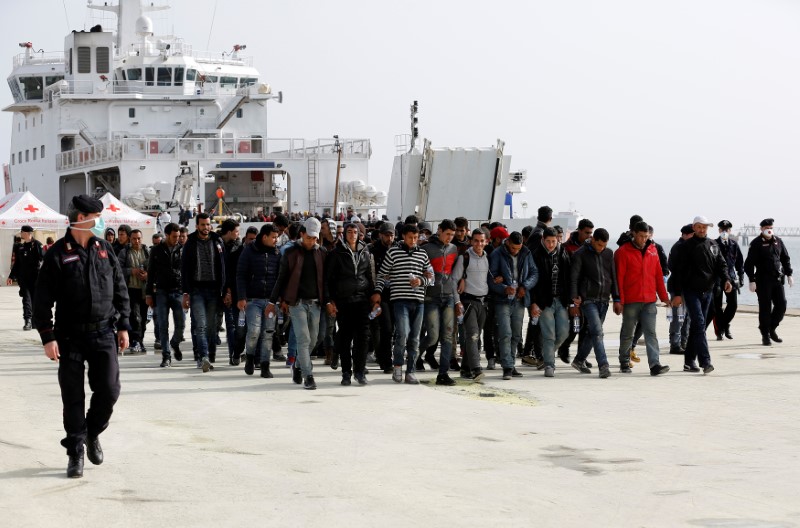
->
[0,191,69,230]
[100,193,156,230]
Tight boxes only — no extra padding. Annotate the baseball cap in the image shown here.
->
[680,224,694,235]
[303,217,321,238]
[692,216,713,226]
[379,223,395,234]
[490,226,509,240]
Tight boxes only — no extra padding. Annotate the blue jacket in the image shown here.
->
[488,243,538,307]
[236,239,281,301]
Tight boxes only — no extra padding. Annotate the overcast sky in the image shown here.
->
[2,0,799,236]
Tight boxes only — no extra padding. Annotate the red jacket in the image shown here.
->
[614,241,669,306]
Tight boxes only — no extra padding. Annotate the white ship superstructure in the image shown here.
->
[4,0,381,218]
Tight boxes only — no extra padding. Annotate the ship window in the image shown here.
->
[220,76,238,87]
[11,153,14,165]
[68,48,72,74]
[33,148,37,161]
[19,77,44,100]
[18,151,22,163]
[157,67,171,86]
[41,145,45,158]
[145,67,154,86]
[242,77,257,86]
[118,69,126,81]
[96,47,110,73]
[174,67,184,86]
[77,47,91,73]
[25,150,29,162]
[205,75,218,83]
[199,108,205,116]
[186,69,197,81]
[236,109,243,118]
[45,76,64,87]
[129,108,136,118]
[127,68,142,81]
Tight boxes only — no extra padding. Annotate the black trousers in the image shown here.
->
[128,287,148,344]
[756,279,787,335]
[484,301,497,360]
[712,285,738,334]
[524,319,543,358]
[372,298,394,370]
[18,280,35,321]
[335,300,371,376]
[57,328,121,457]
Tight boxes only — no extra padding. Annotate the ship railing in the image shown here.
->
[13,51,64,69]
[118,43,253,66]
[56,137,371,171]
[52,79,258,97]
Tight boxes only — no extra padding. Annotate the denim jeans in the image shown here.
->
[683,290,713,368]
[189,286,220,360]
[668,306,691,348]
[288,301,320,378]
[574,301,609,367]
[494,299,525,370]
[224,305,246,361]
[462,299,487,373]
[245,299,276,364]
[539,298,570,368]
[618,302,661,368]
[420,296,455,375]
[155,290,185,358]
[392,300,425,371]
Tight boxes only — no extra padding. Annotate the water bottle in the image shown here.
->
[237,310,246,327]
[427,265,435,286]
[666,308,673,323]
[457,312,465,325]
[410,273,418,293]
[277,311,285,325]
[369,306,382,320]
[508,280,517,301]
[146,306,153,322]
[570,304,580,333]
[530,315,539,326]
[677,304,685,323]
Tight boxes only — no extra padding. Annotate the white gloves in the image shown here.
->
[749,282,757,293]
[789,276,794,288]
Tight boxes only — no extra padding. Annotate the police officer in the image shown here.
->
[33,195,131,479]
[713,220,745,340]
[744,218,793,346]
[7,225,44,330]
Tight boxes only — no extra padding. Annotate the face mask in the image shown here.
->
[762,229,774,239]
[720,231,729,241]
[419,234,428,242]
[71,216,106,238]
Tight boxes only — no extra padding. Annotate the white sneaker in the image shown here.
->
[404,372,419,385]
[392,366,403,383]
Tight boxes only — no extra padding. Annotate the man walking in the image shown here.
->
[118,230,150,354]
[713,220,745,340]
[146,223,185,367]
[453,229,491,381]
[7,225,43,330]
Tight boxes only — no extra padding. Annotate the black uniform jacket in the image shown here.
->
[33,229,131,345]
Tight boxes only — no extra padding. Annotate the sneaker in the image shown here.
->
[341,373,352,386]
[366,353,377,364]
[620,363,632,373]
[273,352,287,362]
[286,356,296,367]
[231,354,241,366]
[544,366,555,377]
[196,359,202,369]
[521,355,539,367]
[669,345,684,355]
[416,358,426,371]
[471,370,485,382]
[424,352,439,370]
[354,374,368,386]
[459,370,472,379]
[404,372,419,385]
[160,358,171,368]
[171,342,183,361]
[585,360,593,368]
[304,375,317,390]
[649,364,670,376]
[535,358,546,370]
[511,368,523,377]
[292,365,302,384]
[599,364,611,378]
[558,349,570,364]
[202,357,212,372]
[153,341,162,350]
[724,329,733,340]
[683,363,700,373]
[436,373,456,386]
[449,358,461,372]
[502,368,512,380]
[260,364,273,378]
[487,358,497,370]
[124,342,141,356]
[392,366,403,383]
[244,355,255,376]
[571,360,591,374]
[703,365,714,375]
[630,349,641,363]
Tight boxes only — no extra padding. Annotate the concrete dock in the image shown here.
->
[0,286,798,528]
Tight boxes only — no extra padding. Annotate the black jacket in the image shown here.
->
[146,242,183,296]
[744,235,793,283]
[570,244,620,303]
[224,239,243,299]
[716,237,745,285]
[33,230,131,345]
[181,231,226,296]
[525,220,548,253]
[236,239,281,300]
[324,240,374,304]
[10,239,43,284]
[531,244,572,309]
[670,236,729,294]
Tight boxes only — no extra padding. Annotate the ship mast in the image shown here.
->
[87,0,169,54]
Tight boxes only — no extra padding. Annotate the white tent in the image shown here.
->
[0,191,68,284]
[99,193,157,242]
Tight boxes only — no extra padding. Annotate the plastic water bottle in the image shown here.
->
[677,304,685,323]
[237,310,246,327]
[508,280,517,301]
[277,311,284,325]
[427,265,435,286]
[369,306,382,320]
[666,308,673,323]
[530,315,539,326]
[146,307,153,322]
[457,311,465,325]
[410,273,418,293]
[570,304,580,333]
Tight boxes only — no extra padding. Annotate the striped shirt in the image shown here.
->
[375,243,431,302]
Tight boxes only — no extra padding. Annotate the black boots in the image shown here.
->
[244,354,255,375]
[67,453,84,478]
[86,436,103,465]
[260,363,273,378]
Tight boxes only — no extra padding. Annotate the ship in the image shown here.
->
[3,0,386,219]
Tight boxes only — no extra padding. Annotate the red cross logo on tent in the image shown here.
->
[107,204,120,212]
[24,204,39,213]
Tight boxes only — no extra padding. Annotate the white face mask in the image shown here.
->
[762,228,774,239]
[720,231,729,241]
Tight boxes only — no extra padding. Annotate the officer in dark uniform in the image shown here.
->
[744,218,793,346]
[7,225,44,330]
[33,195,131,479]
[713,220,745,340]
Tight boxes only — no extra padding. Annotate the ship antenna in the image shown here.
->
[62,0,71,30]
[206,0,219,49]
